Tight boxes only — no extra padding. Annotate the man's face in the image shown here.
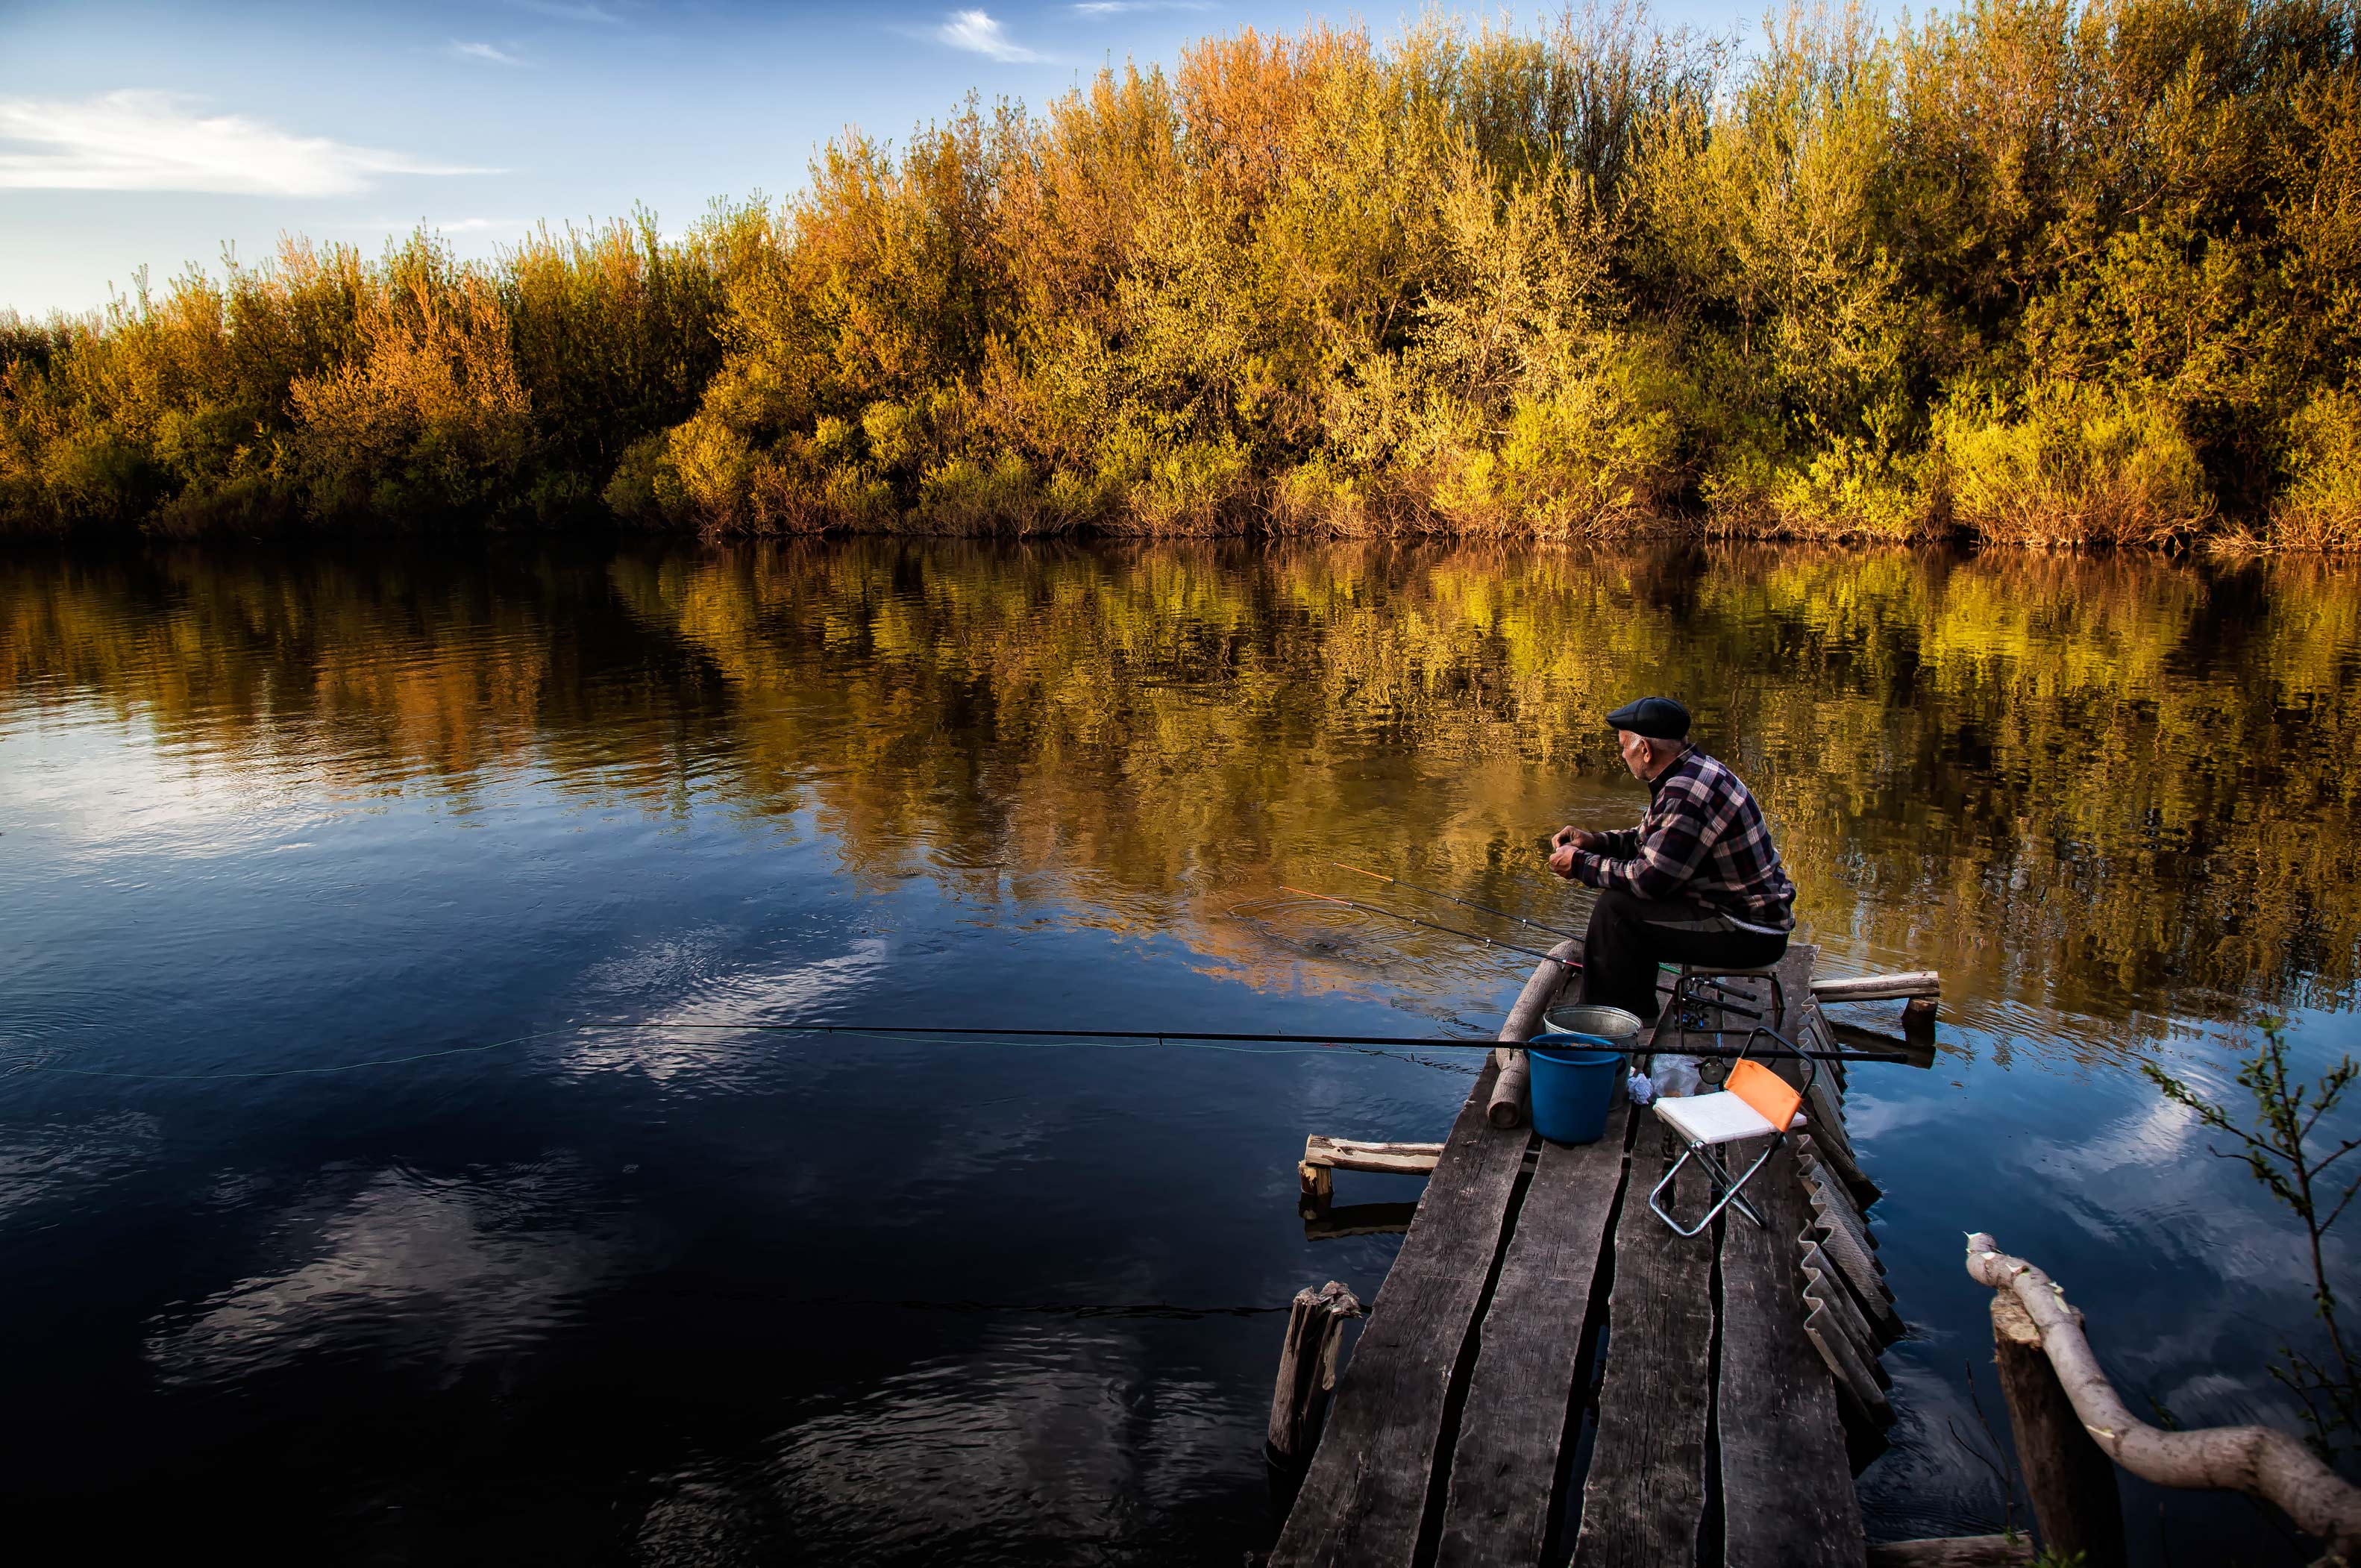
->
[1617,729,1651,779]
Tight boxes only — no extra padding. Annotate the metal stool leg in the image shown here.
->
[1649,1134,1780,1235]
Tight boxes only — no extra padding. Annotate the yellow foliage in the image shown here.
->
[1935,383,2215,547]
[3,2,2357,546]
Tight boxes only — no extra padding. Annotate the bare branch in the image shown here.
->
[1964,1234,2361,1559]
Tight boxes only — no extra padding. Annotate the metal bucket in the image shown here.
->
[1538,1002,1646,1049]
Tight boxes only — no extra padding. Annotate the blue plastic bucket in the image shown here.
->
[1526,1030,1625,1144]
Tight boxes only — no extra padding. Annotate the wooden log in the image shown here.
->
[1810,971,1941,1002]
[1572,1114,1716,1567]
[1990,1291,2128,1568]
[1299,1161,1334,1213]
[1268,1281,1366,1469]
[1866,1535,2034,1567]
[1966,1233,2361,1561]
[1489,938,1583,1129]
[1302,1135,1444,1176]
[1270,1061,1534,1568]
[1716,947,1867,1568]
[1435,1097,1630,1568]
[1904,996,1939,1038]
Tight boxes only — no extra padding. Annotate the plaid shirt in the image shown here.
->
[1570,748,1796,931]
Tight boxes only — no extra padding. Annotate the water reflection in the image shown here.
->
[4,537,2360,1562]
[147,1162,618,1387]
[7,539,2357,1033]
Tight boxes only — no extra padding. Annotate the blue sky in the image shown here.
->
[1,1,1760,316]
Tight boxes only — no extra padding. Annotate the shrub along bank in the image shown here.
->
[3,0,2357,548]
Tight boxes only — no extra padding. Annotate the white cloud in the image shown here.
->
[0,91,495,196]
[448,40,527,66]
[1072,1,1214,13]
[937,10,1053,63]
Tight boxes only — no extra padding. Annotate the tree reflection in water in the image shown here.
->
[7,539,2354,1045]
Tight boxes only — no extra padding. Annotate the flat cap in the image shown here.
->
[1605,694,1690,740]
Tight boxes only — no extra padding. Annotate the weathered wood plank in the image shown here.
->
[1716,947,1866,1568]
[1811,970,1940,1002]
[1302,1135,1446,1175]
[1571,1111,1716,1568]
[1269,1059,1534,1568]
[1435,1097,1631,1568]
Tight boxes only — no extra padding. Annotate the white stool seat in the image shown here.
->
[1653,1091,1777,1146]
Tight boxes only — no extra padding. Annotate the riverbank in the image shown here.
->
[5,2,2357,552]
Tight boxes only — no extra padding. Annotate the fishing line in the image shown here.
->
[1261,878,1745,995]
[1331,861,1581,941]
[1275,885,1567,965]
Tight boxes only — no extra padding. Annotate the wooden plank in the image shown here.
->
[1572,1111,1716,1568]
[1811,971,1940,1002]
[1866,1536,2035,1567]
[1716,950,1866,1568]
[1269,1059,1534,1568]
[1435,1097,1631,1568]
[1302,1135,1445,1175]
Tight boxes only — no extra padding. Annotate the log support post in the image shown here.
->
[1267,1280,1364,1470]
[1297,1161,1333,1217]
[1990,1293,2127,1568]
[1903,996,1938,1042]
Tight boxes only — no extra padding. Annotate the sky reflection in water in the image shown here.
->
[1,538,2358,1563]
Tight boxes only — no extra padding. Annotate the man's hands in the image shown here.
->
[1546,825,1605,879]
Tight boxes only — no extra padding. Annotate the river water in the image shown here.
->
[3,538,2358,1563]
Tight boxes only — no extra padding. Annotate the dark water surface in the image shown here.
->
[4,539,2360,1563]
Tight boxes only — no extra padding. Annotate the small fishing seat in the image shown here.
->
[1667,961,1785,1040]
[1648,1026,1814,1237]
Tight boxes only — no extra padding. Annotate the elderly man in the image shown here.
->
[1546,696,1795,1026]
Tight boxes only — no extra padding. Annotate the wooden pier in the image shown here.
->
[1270,944,1911,1568]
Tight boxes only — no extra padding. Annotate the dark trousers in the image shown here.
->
[1578,888,1788,1026]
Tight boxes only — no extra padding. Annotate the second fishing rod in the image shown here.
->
[1274,877,1763,1015]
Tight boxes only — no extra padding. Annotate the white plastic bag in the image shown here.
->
[1650,1053,1704,1100]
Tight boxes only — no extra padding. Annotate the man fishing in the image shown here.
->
[1546,696,1794,1025]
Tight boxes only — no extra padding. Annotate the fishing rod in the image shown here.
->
[616,1021,1908,1064]
[1277,881,1758,1012]
[1276,885,1566,966]
[1331,861,1581,942]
